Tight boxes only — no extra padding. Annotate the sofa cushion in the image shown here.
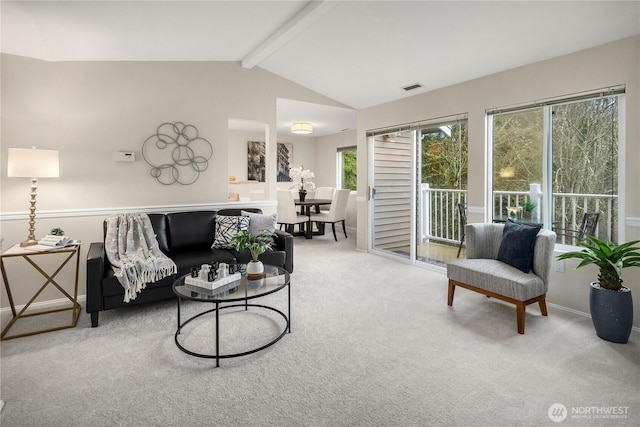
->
[496,219,541,273]
[166,211,217,253]
[101,272,175,298]
[447,258,545,301]
[241,210,277,237]
[148,214,169,253]
[212,215,250,249]
[170,249,236,277]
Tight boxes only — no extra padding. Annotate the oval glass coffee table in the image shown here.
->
[172,264,290,367]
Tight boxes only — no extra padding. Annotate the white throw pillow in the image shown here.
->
[212,215,250,249]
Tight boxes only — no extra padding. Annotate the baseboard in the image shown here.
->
[547,302,640,334]
[0,295,86,316]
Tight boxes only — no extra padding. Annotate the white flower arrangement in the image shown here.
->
[289,166,316,192]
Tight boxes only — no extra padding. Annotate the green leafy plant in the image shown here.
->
[50,227,65,236]
[230,229,274,262]
[557,235,640,291]
[522,198,536,212]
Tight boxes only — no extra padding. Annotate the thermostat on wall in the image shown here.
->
[115,151,135,162]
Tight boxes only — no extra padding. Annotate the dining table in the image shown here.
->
[294,198,332,239]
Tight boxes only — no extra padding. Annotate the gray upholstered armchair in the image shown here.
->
[446,222,556,334]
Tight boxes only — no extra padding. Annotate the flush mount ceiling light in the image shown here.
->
[291,122,313,134]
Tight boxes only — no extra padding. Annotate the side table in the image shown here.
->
[1,243,81,340]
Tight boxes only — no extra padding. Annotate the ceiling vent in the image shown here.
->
[402,83,423,92]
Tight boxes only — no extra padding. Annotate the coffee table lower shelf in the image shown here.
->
[174,302,289,365]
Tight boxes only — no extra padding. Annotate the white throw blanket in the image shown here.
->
[105,213,176,303]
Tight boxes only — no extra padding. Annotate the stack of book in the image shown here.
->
[38,235,74,248]
[25,235,79,251]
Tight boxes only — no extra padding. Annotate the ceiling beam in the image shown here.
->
[241,1,335,69]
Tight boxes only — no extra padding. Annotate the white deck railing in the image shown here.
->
[420,184,618,245]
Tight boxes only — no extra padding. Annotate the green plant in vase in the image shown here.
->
[522,199,536,218]
[230,229,274,278]
[557,235,640,291]
[289,166,315,201]
[557,235,640,343]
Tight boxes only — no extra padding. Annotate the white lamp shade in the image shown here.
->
[7,148,59,178]
[291,122,313,134]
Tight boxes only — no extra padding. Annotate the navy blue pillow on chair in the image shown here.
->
[496,219,542,273]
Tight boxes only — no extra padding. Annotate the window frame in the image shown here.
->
[337,146,357,191]
[486,87,625,246]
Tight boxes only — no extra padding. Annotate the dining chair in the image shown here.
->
[576,212,600,242]
[457,203,467,258]
[314,187,336,212]
[553,212,600,245]
[309,189,350,241]
[276,190,308,234]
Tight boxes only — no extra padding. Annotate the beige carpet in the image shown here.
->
[1,234,639,426]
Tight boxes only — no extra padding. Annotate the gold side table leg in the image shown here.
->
[1,245,82,340]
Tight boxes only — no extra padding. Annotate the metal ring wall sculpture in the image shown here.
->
[142,122,213,185]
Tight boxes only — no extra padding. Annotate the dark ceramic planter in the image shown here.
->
[298,191,307,202]
[589,282,633,344]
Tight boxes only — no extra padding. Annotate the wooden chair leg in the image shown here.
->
[447,280,455,306]
[516,301,525,334]
[342,220,347,238]
[538,297,548,316]
[331,223,337,241]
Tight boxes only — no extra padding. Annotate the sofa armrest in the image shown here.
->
[466,223,504,259]
[273,229,294,273]
[86,242,106,316]
[532,229,557,287]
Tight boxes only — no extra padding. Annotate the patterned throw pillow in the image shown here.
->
[212,215,250,249]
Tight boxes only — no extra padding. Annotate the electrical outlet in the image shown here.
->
[555,260,565,273]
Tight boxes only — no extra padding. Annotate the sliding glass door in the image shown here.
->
[370,131,415,260]
[369,116,468,266]
[417,120,468,265]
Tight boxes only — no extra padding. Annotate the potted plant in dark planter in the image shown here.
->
[557,235,640,343]
[230,229,274,279]
[522,198,536,219]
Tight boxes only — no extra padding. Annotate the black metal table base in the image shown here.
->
[175,297,290,367]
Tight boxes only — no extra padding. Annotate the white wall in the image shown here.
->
[0,54,347,307]
[3,36,639,326]
[357,36,640,326]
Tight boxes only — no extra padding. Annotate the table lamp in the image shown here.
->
[7,147,60,246]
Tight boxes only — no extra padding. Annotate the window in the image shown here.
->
[489,87,623,244]
[338,147,357,191]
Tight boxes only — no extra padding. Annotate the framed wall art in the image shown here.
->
[277,142,293,182]
[247,141,265,182]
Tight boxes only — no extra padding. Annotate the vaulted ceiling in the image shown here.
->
[2,1,639,134]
